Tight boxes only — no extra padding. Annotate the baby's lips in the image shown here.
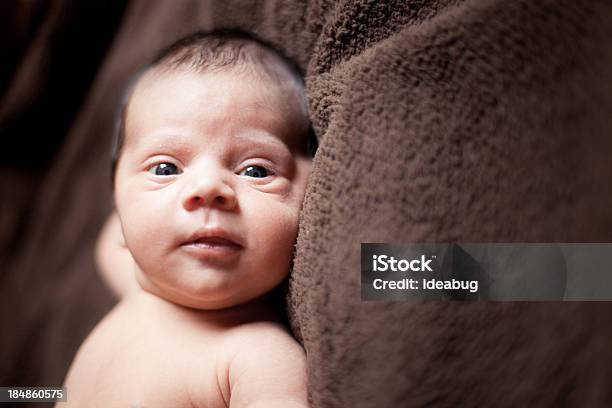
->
[189,236,242,249]
[180,231,244,263]
[182,227,245,249]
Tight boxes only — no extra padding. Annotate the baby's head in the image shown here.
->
[112,29,316,309]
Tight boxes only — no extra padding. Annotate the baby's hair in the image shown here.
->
[110,28,318,187]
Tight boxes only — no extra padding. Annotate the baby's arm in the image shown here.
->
[95,212,139,299]
[228,323,309,408]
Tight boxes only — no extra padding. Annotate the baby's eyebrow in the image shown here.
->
[133,132,193,153]
[232,132,291,152]
[231,132,295,171]
[132,130,294,163]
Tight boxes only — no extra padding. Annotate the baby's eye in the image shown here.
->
[239,165,272,178]
[148,163,182,176]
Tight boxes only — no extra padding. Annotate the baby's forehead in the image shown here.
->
[125,68,310,152]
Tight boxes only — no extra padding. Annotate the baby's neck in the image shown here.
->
[127,288,278,326]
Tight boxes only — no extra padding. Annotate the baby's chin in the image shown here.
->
[134,272,268,311]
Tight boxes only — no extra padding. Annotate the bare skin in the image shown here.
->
[59,66,311,407]
[94,212,139,299]
[63,289,307,408]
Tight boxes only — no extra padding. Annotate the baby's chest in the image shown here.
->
[66,320,228,407]
[79,374,221,408]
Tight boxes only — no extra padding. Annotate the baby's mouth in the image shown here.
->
[180,228,244,261]
[186,236,243,250]
[181,236,243,262]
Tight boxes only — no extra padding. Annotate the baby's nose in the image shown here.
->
[181,168,237,212]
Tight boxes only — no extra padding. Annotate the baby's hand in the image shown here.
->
[227,323,309,408]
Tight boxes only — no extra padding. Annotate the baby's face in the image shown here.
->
[114,68,312,309]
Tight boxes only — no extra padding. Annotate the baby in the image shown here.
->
[59,29,315,407]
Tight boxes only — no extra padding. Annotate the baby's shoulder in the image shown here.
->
[217,321,308,407]
[222,319,300,354]
[225,319,306,374]
[188,319,307,407]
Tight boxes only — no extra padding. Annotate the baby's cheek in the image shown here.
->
[121,202,166,266]
[256,203,298,261]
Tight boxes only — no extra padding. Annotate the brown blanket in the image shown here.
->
[1,0,611,406]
